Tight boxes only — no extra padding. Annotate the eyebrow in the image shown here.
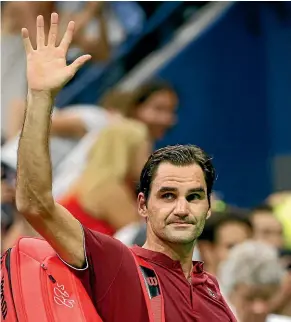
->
[157,186,206,194]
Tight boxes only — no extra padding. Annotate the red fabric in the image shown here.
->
[70,227,237,322]
[1,237,102,322]
[59,195,116,236]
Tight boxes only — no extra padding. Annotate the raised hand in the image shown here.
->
[22,12,91,95]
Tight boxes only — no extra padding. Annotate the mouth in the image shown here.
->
[169,222,193,227]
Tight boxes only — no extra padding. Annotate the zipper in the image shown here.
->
[40,263,56,322]
[5,248,19,321]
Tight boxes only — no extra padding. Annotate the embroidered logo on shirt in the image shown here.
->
[207,287,217,299]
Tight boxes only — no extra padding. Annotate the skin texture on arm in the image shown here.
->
[16,13,91,268]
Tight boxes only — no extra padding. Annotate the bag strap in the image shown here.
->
[130,250,165,322]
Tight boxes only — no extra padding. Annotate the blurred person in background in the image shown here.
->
[1,79,178,246]
[59,80,178,235]
[197,208,253,275]
[1,164,16,237]
[1,90,128,250]
[264,195,291,317]
[1,1,54,140]
[219,240,291,322]
[1,163,39,253]
[267,191,291,251]
[56,1,110,62]
[1,88,128,175]
[250,204,285,250]
[2,1,122,141]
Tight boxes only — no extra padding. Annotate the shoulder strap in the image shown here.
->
[130,249,165,322]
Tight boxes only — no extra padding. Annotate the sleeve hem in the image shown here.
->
[56,221,89,271]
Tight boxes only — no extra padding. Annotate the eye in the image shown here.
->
[186,193,201,202]
[162,193,175,200]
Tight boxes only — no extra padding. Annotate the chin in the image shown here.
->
[164,225,197,242]
[165,232,196,244]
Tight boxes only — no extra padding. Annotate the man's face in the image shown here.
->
[138,163,210,244]
[251,211,284,249]
[230,284,277,322]
[135,90,178,140]
[214,222,251,264]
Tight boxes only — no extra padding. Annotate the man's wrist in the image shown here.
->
[26,89,55,117]
[27,89,54,101]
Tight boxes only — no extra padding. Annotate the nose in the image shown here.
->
[174,197,189,217]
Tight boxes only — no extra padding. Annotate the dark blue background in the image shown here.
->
[156,2,291,207]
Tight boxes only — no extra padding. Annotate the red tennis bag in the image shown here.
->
[1,237,164,322]
[1,237,102,322]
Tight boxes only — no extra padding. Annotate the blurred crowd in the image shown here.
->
[1,2,291,322]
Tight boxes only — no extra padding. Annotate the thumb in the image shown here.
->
[67,54,92,76]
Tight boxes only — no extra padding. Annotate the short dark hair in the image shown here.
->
[199,207,252,243]
[138,144,216,204]
[213,214,253,242]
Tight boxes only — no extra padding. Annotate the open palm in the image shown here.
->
[22,13,91,94]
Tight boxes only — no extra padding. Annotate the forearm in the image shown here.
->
[16,91,54,214]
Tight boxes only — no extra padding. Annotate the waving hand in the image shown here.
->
[22,12,91,95]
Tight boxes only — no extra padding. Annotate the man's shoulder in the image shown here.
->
[83,226,137,262]
[83,225,126,248]
[203,270,221,289]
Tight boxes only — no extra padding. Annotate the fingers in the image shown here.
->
[47,12,58,47]
[67,55,91,76]
[36,15,45,49]
[59,21,75,53]
[21,28,33,54]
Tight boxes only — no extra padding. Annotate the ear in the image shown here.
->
[137,192,148,219]
[206,207,211,220]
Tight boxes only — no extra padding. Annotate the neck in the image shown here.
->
[143,233,195,280]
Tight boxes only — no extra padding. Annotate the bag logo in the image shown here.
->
[207,287,217,299]
[146,277,158,287]
[1,276,8,319]
[54,283,75,308]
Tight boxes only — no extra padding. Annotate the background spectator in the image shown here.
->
[58,80,178,235]
[250,204,285,250]
[197,208,253,275]
[219,241,290,322]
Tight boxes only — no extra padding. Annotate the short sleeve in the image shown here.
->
[68,226,126,303]
[74,107,109,132]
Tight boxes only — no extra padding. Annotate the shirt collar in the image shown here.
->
[131,245,204,273]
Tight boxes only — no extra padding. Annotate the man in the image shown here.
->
[16,13,236,321]
[250,204,285,250]
[219,241,291,322]
[197,209,253,275]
